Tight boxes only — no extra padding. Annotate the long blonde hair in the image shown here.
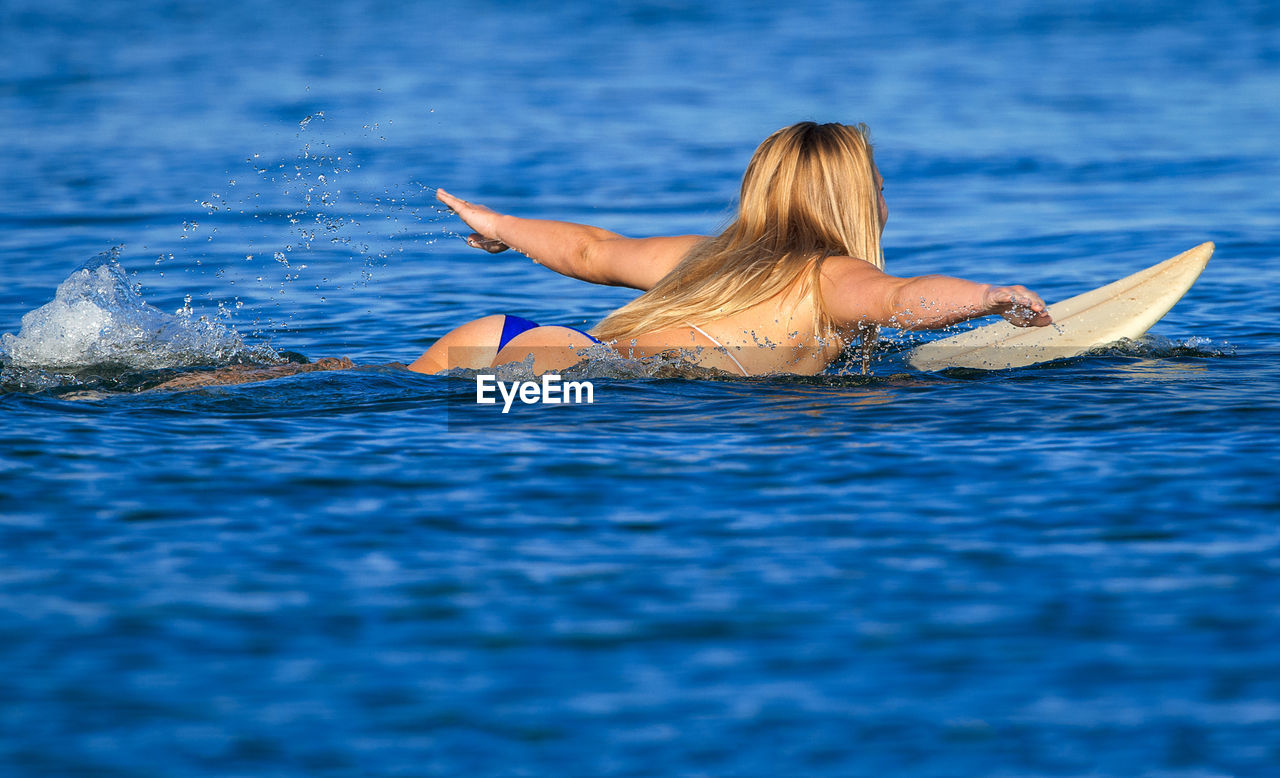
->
[591,121,884,345]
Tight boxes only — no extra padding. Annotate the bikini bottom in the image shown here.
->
[497,316,749,377]
[497,315,603,351]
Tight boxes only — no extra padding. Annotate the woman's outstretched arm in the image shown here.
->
[436,189,703,291]
[821,255,1053,330]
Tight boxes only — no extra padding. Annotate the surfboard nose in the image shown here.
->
[1187,241,1215,265]
[906,243,1215,371]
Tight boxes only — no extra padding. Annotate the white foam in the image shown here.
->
[1,249,270,371]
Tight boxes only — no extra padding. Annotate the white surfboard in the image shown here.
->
[906,242,1214,371]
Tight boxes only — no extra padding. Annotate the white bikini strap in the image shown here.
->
[686,322,749,377]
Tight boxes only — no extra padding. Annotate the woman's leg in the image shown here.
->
[150,357,356,391]
[410,316,601,375]
[407,314,508,374]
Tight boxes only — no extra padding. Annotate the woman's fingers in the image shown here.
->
[437,188,506,251]
[437,188,476,217]
[1003,306,1053,327]
[1014,287,1045,311]
[1003,296,1053,326]
[989,285,1053,327]
[1011,289,1051,326]
[466,233,510,253]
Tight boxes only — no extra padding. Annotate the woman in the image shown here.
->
[415,121,1052,377]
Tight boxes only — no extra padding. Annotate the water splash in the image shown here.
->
[172,113,451,337]
[1085,334,1235,359]
[237,113,443,275]
[0,249,278,380]
[129,113,455,348]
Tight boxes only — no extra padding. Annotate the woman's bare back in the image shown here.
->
[622,258,844,376]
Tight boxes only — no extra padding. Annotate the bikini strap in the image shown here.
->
[685,322,749,377]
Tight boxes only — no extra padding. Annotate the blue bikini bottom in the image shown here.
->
[498,315,603,351]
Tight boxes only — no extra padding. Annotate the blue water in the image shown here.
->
[3,1,1280,775]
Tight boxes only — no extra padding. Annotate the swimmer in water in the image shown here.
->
[409,121,1051,378]
[151,121,1051,390]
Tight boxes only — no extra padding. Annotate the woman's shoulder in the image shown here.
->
[816,255,900,327]
[819,254,886,282]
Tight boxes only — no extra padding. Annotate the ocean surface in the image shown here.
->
[2,1,1279,775]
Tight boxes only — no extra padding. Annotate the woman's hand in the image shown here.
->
[983,285,1053,327]
[436,188,510,253]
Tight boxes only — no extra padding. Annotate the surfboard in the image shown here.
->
[906,242,1214,371]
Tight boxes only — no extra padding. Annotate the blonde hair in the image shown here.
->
[591,121,884,345]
